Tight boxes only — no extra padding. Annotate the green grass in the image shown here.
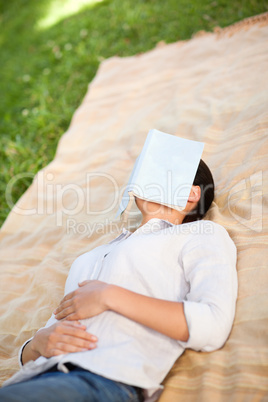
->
[0,0,267,227]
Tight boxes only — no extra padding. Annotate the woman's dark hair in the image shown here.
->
[183,159,215,223]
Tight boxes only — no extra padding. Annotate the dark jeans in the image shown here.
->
[0,364,144,402]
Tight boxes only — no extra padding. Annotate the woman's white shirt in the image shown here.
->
[11,219,237,400]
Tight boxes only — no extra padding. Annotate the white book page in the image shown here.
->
[117,129,204,216]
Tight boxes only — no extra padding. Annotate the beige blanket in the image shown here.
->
[0,13,268,400]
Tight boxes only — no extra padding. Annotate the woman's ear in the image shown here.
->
[187,185,201,203]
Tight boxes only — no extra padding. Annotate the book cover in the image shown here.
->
[117,129,204,216]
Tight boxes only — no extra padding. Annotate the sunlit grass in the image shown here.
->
[37,0,103,29]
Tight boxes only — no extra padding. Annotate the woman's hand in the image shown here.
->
[29,320,98,361]
[54,281,189,342]
[54,280,110,321]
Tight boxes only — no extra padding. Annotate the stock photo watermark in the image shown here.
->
[65,217,216,238]
[227,170,263,233]
[5,169,263,234]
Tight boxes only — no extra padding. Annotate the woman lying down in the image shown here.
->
[0,134,238,402]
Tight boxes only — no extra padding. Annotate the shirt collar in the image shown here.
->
[128,218,174,236]
[110,218,175,244]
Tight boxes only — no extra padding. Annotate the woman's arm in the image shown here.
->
[21,320,98,365]
[54,281,189,341]
[106,285,189,341]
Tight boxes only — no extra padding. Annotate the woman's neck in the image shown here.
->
[140,213,184,227]
[135,197,186,228]
[139,206,185,227]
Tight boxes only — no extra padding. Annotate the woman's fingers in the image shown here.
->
[78,280,90,287]
[54,298,74,317]
[54,305,74,320]
[54,292,75,314]
[48,343,93,357]
[45,322,98,357]
[61,291,75,303]
[55,335,97,352]
[57,312,80,321]
[62,320,86,329]
[55,304,83,321]
[58,321,98,342]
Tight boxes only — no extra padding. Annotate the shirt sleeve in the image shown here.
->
[179,222,238,352]
[18,338,33,367]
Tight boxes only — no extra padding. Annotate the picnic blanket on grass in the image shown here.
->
[0,12,268,401]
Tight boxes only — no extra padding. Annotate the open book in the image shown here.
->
[117,129,204,216]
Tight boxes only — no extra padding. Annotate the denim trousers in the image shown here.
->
[0,365,144,402]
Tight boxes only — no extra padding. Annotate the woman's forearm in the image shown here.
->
[21,340,41,365]
[104,285,189,341]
